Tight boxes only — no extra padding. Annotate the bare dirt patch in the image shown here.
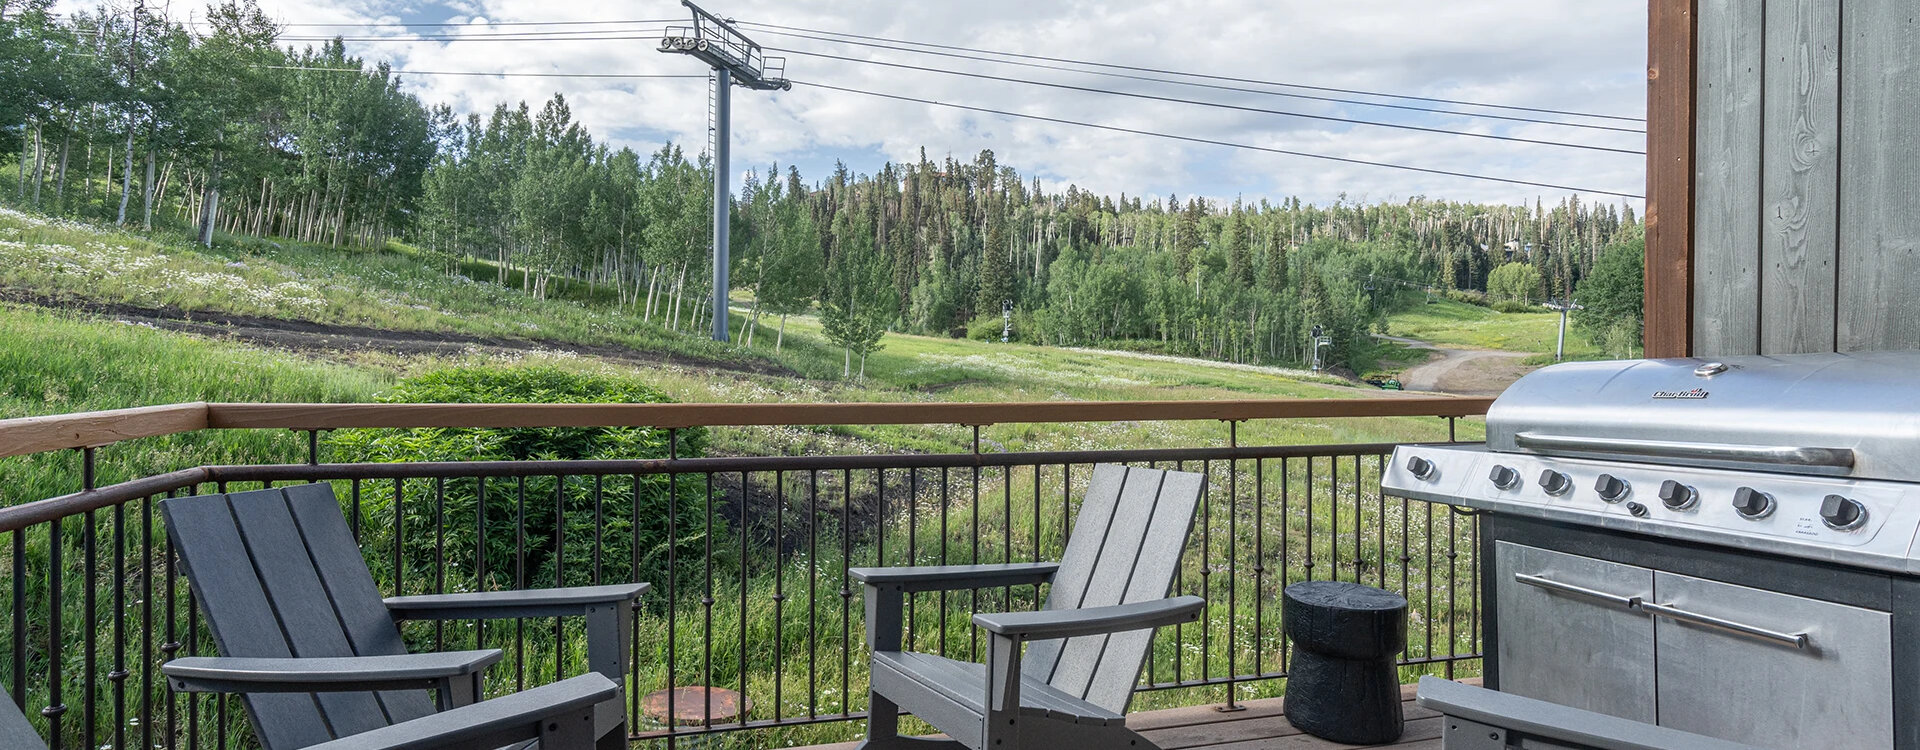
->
[1,287,801,379]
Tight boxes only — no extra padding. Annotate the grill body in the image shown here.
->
[1386,352,1920,750]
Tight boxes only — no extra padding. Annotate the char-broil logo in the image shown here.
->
[1652,388,1709,400]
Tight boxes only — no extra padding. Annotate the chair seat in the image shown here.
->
[872,650,1124,727]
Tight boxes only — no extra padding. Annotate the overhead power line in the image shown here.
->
[745,26,1644,135]
[792,79,1644,199]
[261,64,703,79]
[238,63,1641,198]
[276,30,666,42]
[275,18,679,28]
[742,21,1644,124]
[771,47,1643,156]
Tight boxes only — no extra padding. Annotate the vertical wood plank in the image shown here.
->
[1759,0,1841,354]
[1692,0,1764,356]
[1647,0,1699,358]
[1839,0,1920,351]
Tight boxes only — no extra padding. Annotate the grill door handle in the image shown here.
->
[1513,573,1643,610]
[1641,601,1810,649]
[1512,432,1855,470]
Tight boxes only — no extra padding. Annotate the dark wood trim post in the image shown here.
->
[1645,0,1699,358]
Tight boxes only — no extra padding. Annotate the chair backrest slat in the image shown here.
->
[1082,468,1206,710]
[283,484,435,724]
[165,486,430,748]
[1021,464,1128,675]
[1023,465,1204,713]
[0,687,45,750]
[163,491,340,748]
[225,488,409,736]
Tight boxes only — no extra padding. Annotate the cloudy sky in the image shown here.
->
[107,0,1650,210]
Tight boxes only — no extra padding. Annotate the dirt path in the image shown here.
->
[1,287,801,379]
[1379,335,1535,396]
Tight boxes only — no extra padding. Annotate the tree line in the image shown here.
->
[3,1,1644,373]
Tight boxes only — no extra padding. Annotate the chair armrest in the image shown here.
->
[1415,677,1761,750]
[972,595,1204,640]
[301,674,618,750]
[162,650,503,694]
[385,582,650,621]
[849,562,1059,592]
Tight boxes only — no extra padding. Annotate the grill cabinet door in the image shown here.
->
[1652,572,1893,750]
[1494,541,1656,722]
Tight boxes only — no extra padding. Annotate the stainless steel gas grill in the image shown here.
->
[1383,351,1920,750]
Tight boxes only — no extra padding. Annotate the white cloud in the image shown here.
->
[75,0,1649,210]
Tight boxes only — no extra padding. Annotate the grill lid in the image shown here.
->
[1485,352,1920,482]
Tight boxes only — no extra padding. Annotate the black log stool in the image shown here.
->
[1282,580,1409,744]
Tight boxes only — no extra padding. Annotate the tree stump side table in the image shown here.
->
[1282,580,1409,744]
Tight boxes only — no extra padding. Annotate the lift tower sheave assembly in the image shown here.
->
[660,1,790,342]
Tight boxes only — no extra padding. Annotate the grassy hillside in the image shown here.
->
[1386,297,1603,359]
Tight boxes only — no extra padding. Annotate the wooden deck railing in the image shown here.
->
[0,396,1493,459]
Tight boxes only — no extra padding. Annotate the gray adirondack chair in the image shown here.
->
[4,676,617,750]
[849,464,1207,750]
[1415,678,1762,750]
[160,484,649,750]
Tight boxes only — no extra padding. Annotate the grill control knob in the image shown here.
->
[1594,474,1631,503]
[1625,501,1650,518]
[1821,494,1867,531]
[1539,470,1572,496]
[1489,465,1520,491]
[1406,456,1437,481]
[1732,487,1775,519]
[1658,480,1699,511]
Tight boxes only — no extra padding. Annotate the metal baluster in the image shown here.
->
[1220,422,1241,712]
[435,477,447,651]
[44,518,66,750]
[1353,454,1364,583]
[10,529,22,708]
[969,428,981,662]
[1424,501,1435,662]
[906,468,918,647]
[593,475,605,586]
[840,468,853,716]
[773,469,787,724]
[938,467,949,659]
[515,476,527,691]
[1031,465,1042,612]
[1001,464,1012,615]
[1279,458,1291,673]
[1198,458,1212,691]
[628,474,643,729]
[1446,501,1459,678]
[1330,454,1341,583]
[556,475,567,684]
[807,469,818,719]
[1252,457,1266,678]
[703,473,715,729]
[475,478,488,669]
[142,495,156,750]
[665,429,679,749]
[163,498,180,750]
[738,471,749,727]
[111,496,130,750]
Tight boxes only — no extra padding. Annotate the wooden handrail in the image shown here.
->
[0,403,210,459]
[0,396,1491,459]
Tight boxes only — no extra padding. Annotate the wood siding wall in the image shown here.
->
[1692,0,1920,356]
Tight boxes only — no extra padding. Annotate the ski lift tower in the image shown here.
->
[660,1,790,342]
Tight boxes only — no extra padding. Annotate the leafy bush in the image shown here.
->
[1491,300,1538,314]
[325,366,709,599]
[966,312,1015,342]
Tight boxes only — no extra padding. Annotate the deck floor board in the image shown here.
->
[795,681,1462,749]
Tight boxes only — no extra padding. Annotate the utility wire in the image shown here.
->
[748,26,1643,134]
[773,48,1643,155]
[261,64,703,79]
[276,30,666,42]
[275,18,679,28]
[743,21,1644,124]
[793,79,1643,199]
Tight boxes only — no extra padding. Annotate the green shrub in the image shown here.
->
[325,366,709,599]
[966,312,1014,342]
[1491,300,1537,314]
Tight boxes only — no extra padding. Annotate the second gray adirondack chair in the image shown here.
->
[850,464,1207,750]
[160,483,649,750]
